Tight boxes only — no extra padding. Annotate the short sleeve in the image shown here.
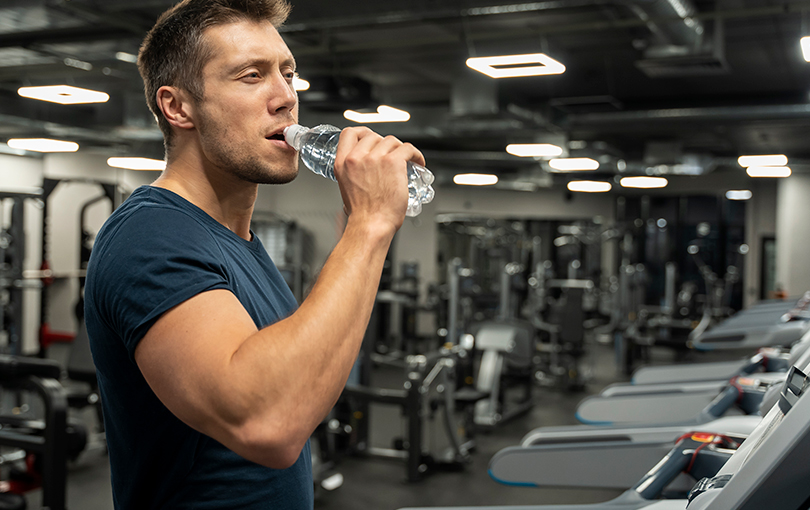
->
[87,205,231,360]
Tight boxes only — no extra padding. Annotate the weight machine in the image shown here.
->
[1,190,41,356]
[335,345,476,482]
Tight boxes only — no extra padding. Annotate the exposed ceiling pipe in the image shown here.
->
[2,1,806,56]
[0,113,147,145]
[289,1,810,56]
[281,0,610,33]
[0,26,133,49]
[568,104,810,125]
[627,0,703,49]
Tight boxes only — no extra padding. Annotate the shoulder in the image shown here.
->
[96,188,221,259]
[88,188,230,292]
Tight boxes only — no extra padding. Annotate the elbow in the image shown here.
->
[232,419,309,470]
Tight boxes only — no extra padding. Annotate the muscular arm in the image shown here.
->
[134,128,423,469]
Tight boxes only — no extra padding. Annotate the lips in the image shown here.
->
[266,124,294,142]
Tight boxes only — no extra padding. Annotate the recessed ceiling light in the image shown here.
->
[726,190,753,200]
[466,53,565,79]
[802,37,810,62]
[18,85,110,105]
[115,52,138,63]
[737,154,788,167]
[620,176,668,188]
[453,173,498,186]
[344,105,410,123]
[7,138,79,152]
[107,157,166,171]
[746,166,791,178]
[506,143,563,157]
[64,58,92,71]
[549,158,599,171]
[293,76,310,91]
[567,180,611,193]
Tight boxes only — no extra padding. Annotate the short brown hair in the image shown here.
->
[138,0,292,151]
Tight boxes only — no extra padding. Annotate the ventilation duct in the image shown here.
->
[633,1,728,78]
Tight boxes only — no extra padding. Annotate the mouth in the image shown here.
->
[266,126,296,150]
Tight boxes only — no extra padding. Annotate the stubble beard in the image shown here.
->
[196,106,298,185]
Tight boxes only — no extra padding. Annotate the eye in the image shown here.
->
[241,70,262,81]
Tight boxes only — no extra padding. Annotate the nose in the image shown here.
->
[269,72,298,114]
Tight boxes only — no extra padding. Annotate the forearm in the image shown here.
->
[225,217,394,457]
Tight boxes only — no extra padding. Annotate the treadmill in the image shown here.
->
[573,339,810,427]
[632,295,810,387]
[399,346,810,510]
[474,337,810,494]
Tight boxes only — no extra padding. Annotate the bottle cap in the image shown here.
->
[283,124,308,151]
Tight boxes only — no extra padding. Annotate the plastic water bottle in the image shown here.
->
[284,124,435,217]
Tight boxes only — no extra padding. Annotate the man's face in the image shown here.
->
[193,20,299,184]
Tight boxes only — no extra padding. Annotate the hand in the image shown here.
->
[333,127,426,232]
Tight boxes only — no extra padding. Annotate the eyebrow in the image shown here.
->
[227,56,297,76]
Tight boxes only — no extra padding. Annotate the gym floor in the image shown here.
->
[24,343,718,510]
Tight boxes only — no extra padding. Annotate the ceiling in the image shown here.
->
[1,0,810,190]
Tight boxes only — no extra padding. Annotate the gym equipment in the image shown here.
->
[574,372,779,426]
[37,178,118,356]
[470,319,535,427]
[575,349,796,426]
[600,343,799,398]
[0,355,68,510]
[250,214,315,304]
[478,333,810,494]
[466,260,536,428]
[688,295,810,352]
[574,340,806,426]
[1,190,42,356]
[398,339,810,510]
[571,298,810,425]
[336,345,478,482]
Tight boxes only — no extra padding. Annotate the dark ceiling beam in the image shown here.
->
[0,26,138,49]
[282,0,601,33]
[290,0,810,56]
[49,1,154,36]
[568,104,810,125]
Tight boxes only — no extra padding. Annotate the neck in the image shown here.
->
[153,145,257,241]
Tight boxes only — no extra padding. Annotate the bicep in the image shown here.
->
[134,289,259,438]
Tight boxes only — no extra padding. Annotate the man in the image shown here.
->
[84,0,424,508]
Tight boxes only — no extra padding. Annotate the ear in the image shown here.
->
[156,86,196,131]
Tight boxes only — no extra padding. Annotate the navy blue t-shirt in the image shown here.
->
[84,186,313,509]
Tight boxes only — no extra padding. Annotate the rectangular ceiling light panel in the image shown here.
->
[726,190,753,200]
[620,176,668,188]
[453,173,498,186]
[746,166,791,178]
[737,154,788,167]
[549,157,599,171]
[7,138,79,152]
[18,85,110,105]
[567,180,611,193]
[107,157,166,171]
[344,105,410,123]
[506,143,563,157]
[466,53,565,78]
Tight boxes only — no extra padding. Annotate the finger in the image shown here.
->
[349,129,392,158]
[387,142,426,169]
[334,127,376,170]
[367,136,426,169]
